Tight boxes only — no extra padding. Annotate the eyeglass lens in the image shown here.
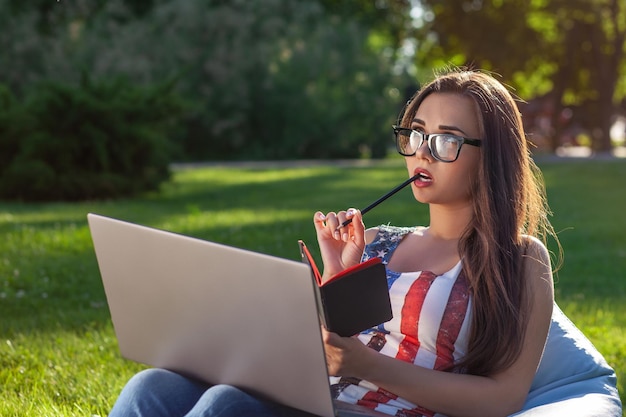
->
[396,130,460,162]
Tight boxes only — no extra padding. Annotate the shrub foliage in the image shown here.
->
[0,76,185,201]
[0,0,409,201]
[0,0,405,162]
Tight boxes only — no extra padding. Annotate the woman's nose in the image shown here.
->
[414,137,433,160]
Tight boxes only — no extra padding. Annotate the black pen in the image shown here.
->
[337,173,420,229]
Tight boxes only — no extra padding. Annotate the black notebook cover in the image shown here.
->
[298,240,392,337]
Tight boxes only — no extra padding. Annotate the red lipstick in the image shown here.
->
[412,168,433,188]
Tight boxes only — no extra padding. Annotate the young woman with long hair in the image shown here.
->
[315,69,556,416]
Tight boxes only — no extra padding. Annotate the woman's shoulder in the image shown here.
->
[520,235,554,295]
[521,235,551,268]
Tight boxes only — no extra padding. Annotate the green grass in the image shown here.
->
[0,158,624,416]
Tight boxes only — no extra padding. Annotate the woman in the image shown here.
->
[109,69,621,417]
[315,69,554,417]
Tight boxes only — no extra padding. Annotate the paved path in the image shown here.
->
[171,147,625,170]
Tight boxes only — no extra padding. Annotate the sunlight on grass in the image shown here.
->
[1,325,145,416]
[157,208,307,231]
[0,159,624,416]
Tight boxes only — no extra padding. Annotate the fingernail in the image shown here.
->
[347,209,356,216]
[318,212,326,220]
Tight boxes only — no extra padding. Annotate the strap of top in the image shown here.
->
[362,225,417,264]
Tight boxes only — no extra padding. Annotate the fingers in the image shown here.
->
[321,326,364,378]
[313,209,362,242]
[314,211,342,241]
[313,211,338,231]
[321,326,342,348]
[336,208,365,248]
[321,325,330,342]
[336,209,356,230]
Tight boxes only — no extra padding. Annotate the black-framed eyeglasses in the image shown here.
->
[392,126,482,163]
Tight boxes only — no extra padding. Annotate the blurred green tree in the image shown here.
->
[0,75,185,201]
[413,0,626,152]
[318,0,413,50]
[0,0,406,161]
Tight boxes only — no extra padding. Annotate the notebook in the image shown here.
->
[88,213,390,417]
[298,240,392,337]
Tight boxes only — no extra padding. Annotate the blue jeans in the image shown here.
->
[109,368,315,417]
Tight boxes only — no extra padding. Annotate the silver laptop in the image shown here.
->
[88,214,389,417]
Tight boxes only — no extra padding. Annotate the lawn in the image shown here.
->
[0,158,624,416]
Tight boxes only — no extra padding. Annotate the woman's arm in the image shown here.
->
[323,236,554,417]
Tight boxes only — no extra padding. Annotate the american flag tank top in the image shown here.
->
[330,225,472,417]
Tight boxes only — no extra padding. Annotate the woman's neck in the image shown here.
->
[426,203,473,241]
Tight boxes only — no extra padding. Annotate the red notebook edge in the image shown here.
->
[298,240,382,286]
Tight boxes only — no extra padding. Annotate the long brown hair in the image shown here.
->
[400,69,558,376]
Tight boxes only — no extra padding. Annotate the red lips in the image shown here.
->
[412,168,433,188]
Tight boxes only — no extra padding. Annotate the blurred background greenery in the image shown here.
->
[0,0,625,201]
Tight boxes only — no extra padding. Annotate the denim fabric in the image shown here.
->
[109,368,314,417]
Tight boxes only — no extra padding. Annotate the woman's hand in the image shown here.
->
[313,209,365,281]
[322,327,375,378]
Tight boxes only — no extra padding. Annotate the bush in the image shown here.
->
[0,75,185,201]
[152,0,403,160]
[0,0,405,161]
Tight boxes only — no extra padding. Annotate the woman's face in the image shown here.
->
[405,92,482,208]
